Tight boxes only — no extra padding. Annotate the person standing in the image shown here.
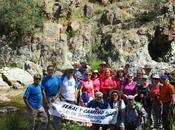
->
[23,74,48,130]
[60,64,76,104]
[150,74,162,129]
[120,95,147,130]
[108,90,125,130]
[100,68,118,100]
[160,74,175,130]
[41,65,63,130]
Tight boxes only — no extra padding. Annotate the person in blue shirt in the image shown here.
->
[41,65,63,130]
[23,74,48,130]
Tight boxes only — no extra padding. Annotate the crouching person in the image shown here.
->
[120,95,147,130]
[23,74,48,130]
[87,92,108,130]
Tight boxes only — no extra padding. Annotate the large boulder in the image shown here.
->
[1,67,33,88]
[24,61,43,76]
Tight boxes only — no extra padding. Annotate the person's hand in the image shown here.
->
[51,96,56,103]
[95,107,100,111]
[61,114,65,119]
[140,94,144,98]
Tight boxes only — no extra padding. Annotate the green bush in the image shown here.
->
[88,58,102,70]
[0,0,45,35]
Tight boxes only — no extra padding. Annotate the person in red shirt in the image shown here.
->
[100,68,118,100]
[160,74,175,130]
[150,74,162,129]
[99,61,108,81]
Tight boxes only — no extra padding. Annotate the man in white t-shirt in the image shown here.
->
[60,64,76,104]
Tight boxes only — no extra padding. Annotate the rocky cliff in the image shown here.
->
[0,0,175,70]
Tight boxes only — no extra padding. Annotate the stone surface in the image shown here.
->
[1,67,33,88]
[24,61,43,76]
[0,106,19,113]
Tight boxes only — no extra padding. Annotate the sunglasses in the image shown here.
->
[35,78,41,80]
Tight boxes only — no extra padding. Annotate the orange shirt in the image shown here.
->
[160,83,175,103]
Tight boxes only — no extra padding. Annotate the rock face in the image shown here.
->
[0,0,175,71]
[1,67,33,88]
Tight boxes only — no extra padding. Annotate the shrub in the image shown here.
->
[136,0,165,23]
[0,0,45,35]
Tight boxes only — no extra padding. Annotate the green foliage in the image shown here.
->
[3,112,26,130]
[66,29,76,40]
[0,0,45,35]
[136,0,165,23]
[142,0,164,10]
[62,122,84,130]
[88,58,102,70]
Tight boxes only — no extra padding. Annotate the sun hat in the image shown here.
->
[142,75,148,79]
[127,73,134,77]
[127,95,135,100]
[152,74,160,79]
[93,70,98,73]
[109,89,122,99]
[75,71,82,78]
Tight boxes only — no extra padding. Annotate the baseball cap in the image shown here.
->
[142,75,148,79]
[152,74,160,79]
[127,95,135,100]
[161,74,169,80]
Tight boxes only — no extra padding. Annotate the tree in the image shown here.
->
[0,0,45,36]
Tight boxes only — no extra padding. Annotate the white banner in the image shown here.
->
[48,101,117,125]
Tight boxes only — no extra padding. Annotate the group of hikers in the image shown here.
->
[23,61,175,130]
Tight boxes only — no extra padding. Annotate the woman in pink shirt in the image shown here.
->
[92,70,100,93]
[80,70,94,105]
[123,73,138,100]
[115,68,126,91]
[100,68,118,99]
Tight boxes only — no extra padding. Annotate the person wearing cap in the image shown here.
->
[108,90,126,130]
[60,64,76,104]
[23,74,48,130]
[87,92,108,130]
[80,70,94,106]
[74,71,82,105]
[123,73,138,101]
[160,74,175,130]
[92,70,100,93]
[100,68,118,100]
[120,95,147,130]
[99,61,108,81]
[150,73,162,129]
[41,65,63,130]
